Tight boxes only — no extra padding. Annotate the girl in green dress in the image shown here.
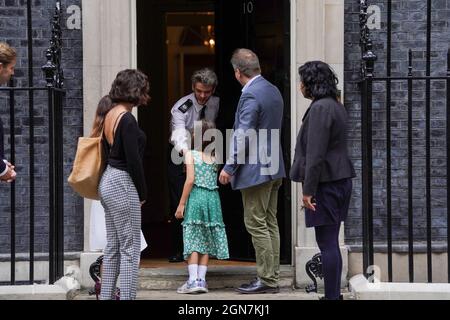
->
[175,120,229,294]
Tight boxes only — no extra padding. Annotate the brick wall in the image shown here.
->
[344,0,450,248]
[0,0,83,254]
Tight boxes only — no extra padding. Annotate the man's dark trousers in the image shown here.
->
[167,144,185,261]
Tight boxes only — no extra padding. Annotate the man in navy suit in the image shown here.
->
[0,42,17,183]
[219,48,285,294]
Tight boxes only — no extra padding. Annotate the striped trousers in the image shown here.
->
[98,166,141,300]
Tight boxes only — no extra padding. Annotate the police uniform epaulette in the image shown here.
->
[178,99,193,113]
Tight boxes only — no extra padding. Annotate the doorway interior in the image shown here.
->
[136,0,291,264]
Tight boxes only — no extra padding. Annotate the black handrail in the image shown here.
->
[0,0,65,286]
[359,0,450,283]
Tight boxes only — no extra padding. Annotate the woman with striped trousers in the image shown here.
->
[99,69,150,300]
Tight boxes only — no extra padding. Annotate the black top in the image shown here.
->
[290,97,356,195]
[103,112,147,201]
[0,118,6,174]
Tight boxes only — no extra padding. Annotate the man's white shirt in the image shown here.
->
[169,92,220,153]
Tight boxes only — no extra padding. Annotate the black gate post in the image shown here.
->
[41,0,65,284]
[359,0,377,279]
[9,78,16,285]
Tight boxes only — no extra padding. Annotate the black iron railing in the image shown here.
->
[359,0,450,283]
[0,0,65,285]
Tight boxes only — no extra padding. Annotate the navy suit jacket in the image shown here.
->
[223,76,286,190]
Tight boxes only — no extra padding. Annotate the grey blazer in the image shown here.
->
[223,76,286,190]
[290,97,355,195]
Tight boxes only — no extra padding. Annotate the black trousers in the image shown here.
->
[314,223,342,300]
[310,179,352,300]
[167,144,185,257]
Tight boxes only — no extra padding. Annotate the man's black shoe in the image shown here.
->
[235,279,279,294]
[238,277,259,289]
[168,254,184,263]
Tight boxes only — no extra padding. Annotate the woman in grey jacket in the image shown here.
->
[290,61,355,300]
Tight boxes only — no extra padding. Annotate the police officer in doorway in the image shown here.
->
[168,68,219,262]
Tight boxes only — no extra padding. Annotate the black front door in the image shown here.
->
[136,0,291,263]
[215,0,291,263]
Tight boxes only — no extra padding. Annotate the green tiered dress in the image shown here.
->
[182,150,229,260]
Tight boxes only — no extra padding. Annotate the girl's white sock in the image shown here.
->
[188,264,198,282]
[198,265,208,281]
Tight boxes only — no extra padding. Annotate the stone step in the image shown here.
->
[73,287,323,300]
[138,265,295,290]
